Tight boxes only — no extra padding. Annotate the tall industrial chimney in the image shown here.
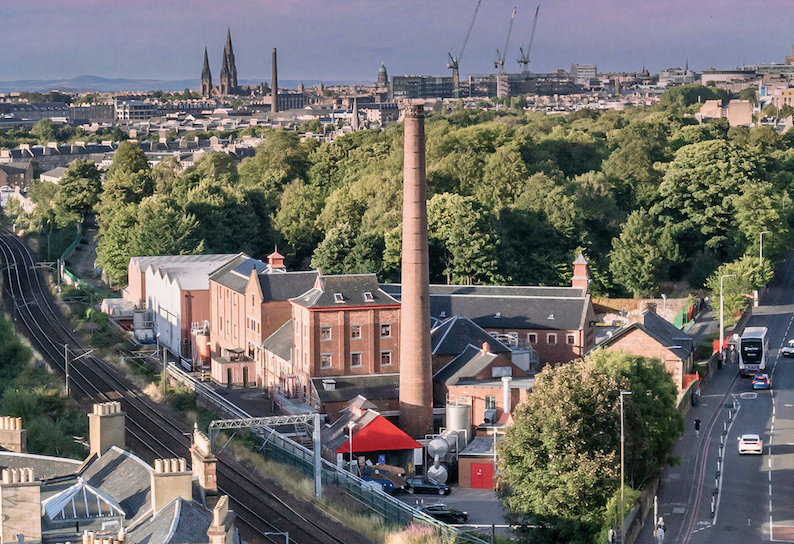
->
[271,48,278,113]
[399,104,433,438]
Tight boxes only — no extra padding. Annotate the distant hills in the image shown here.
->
[0,75,368,94]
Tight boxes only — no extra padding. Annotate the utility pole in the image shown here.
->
[620,390,632,544]
[64,344,69,396]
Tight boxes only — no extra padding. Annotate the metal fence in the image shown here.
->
[167,366,488,542]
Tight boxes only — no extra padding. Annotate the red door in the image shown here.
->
[471,462,494,489]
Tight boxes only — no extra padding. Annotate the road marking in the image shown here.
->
[714,403,741,525]
[770,484,773,495]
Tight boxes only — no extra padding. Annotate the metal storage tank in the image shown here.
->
[446,403,472,449]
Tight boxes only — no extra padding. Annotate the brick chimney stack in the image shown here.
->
[88,402,125,457]
[190,428,218,495]
[0,417,26,453]
[206,495,236,544]
[0,468,41,543]
[399,104,433,439]
[271,48,278,114]
[151,458,192,513]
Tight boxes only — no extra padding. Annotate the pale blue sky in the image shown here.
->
[1,0,791,82]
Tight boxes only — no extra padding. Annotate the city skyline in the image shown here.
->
[1,0,792,84]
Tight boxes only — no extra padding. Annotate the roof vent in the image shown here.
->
[495,312,501,319]
[334,293,344,303]
[322,379,336,391]
[547,313,555,320]
[363,291,374,302]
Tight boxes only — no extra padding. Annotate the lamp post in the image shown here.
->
[760,230,772,268]
[720,274,736,361]
[620,390,632,544]
[347,421,356,474]
[661,293,667,317]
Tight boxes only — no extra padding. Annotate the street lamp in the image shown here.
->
[620,390,632,544]
[346,421,356,474]
[760,230,772,268]
[719,274,736,363]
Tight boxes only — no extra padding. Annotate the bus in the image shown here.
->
[739,327,768,377]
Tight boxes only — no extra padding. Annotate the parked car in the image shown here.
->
[752,374,771,390]
[404,477,452,495]
[361,476,395,494]
[783,340,794,357]
[419,504,468,524]
[738,434,763,455]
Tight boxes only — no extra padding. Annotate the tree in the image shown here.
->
[300,119,323,134]
[499,359,622,541]
[589,349,683,488]
[427,193,502,285]
[310,223,357,274]
[706,256,773,322]
[652,139,763,261]
[738,87,759,106]
[609,209,668,298]
[30,119,58,143]
[53,159,101,223]
[273,179,324,254]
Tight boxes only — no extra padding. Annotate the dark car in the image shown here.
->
[361,476,396,494]
[420,504,468,524]
[404,477,451,495]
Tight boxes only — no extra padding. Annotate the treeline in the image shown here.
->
[19,84,794,302]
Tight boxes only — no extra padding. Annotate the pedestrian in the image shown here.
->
[656,525,665,543]
[694,418,701,437]
[607,527,615,543]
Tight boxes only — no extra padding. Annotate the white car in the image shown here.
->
[738,434,763,455]
[783,340,794,357]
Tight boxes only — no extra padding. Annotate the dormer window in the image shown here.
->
[363,291,374,302]
[334,293,344,303]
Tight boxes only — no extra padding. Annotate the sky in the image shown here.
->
[1,0,793,83]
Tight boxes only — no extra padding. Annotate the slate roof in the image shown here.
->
[381,283,590,331]
[434,344,499,386]
[323,409,379,453]
[147,256,238,291]
[128,498,215,544]
[208,253,265,293]
[431,315,511,356]
[0,163,28,175]
[132,254,237,275]
[262,319,293,360]
[80,446,152,523]
[292,274,400,309]
[40,166,67,179]
[0,451,82,480]
[311,373,400,404]
[257,270,318,302]
[599,310,694,360]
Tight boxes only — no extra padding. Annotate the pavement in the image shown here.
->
[633,305,743,544]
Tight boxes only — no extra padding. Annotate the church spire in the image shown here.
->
[201,47,213,97]
[219,28,238,95]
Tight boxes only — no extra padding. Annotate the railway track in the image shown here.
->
[0,229,361,544]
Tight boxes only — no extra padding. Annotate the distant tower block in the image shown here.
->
[399,104,433,438]
[271,48,279,113]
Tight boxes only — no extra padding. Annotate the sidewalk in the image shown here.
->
[634,306,737,543]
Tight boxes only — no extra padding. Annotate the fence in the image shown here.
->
[165,366,482,541]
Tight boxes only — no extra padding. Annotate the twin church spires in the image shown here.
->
[201,29,239,97]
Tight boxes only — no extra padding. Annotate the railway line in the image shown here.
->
[0,229,362,544]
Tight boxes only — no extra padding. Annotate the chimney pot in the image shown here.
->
[482,342,490,355]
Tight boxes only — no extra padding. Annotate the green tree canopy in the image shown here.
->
[53,159,101,223]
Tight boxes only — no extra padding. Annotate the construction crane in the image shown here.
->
[447,0,483,99]
[517,5,540,72]
[494,7,517,71]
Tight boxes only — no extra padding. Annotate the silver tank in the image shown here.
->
[445,403,472,449]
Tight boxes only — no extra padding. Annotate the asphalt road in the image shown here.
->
[687,258,794,544]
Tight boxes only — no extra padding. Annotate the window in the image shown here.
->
[381,351,392,366]
[381,324,392,338]
[251,294,255,307]
[567,334,576,345]
[304,324,308,338]
[233,295,237,306]
[233,324,238,339]
[321,354,332,368]
[219,319,223,332]
[547,333,557,345]
[334,293,344,303]
[528,333,537,344]
[363,291,374,302]
[351,325,362,339]
[485,396,497,410]
[321,326,332,341]
[351,353,363,367]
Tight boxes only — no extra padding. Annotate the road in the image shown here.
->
[683,257,794,544]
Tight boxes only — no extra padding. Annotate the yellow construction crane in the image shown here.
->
[517,5,540,72]
[447,0,483,99]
